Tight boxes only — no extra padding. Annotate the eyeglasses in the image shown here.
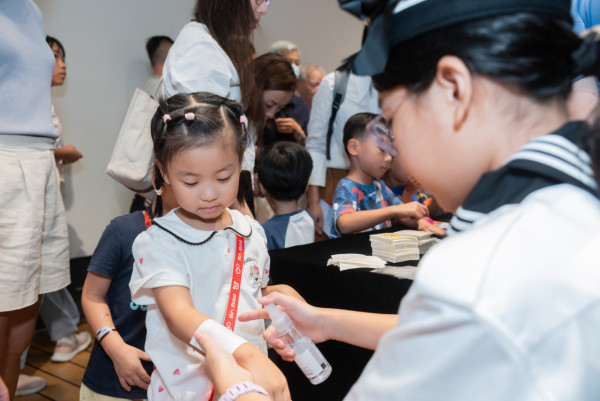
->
[366,91,407,156]
[366,115,398,156]
[256,0,271,6]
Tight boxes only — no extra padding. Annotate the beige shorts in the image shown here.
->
[80,383,146,401]
[0,135,69,312]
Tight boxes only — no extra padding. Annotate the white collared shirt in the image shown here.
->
[161,22,254,173]
[130,208,269,400]
[162,22,240,101]
[345,184,600,400]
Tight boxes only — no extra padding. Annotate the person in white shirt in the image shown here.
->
[162,0,271,214]
[305,59,380,237]
[191,1,600,400]
[141,35,173,97]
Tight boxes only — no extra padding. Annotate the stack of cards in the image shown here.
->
[394,230,439,254]
[369,233,420,263]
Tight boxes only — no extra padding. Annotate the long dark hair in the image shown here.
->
[372,13,591,101]
[247,53,297,145]
[194,0,257,116]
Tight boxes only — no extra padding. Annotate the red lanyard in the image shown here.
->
[223,234,244,331]
[209,234,245,401]
[143,211,152,229]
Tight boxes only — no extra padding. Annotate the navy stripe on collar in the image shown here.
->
[152,221,252,246]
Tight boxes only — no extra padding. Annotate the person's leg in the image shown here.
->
[40,287,80,342]
[0,297,41,399]
[39,286,91,362]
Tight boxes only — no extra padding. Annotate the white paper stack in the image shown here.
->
[327,253,387,271]
[369,233,420,263]
[394,230,439,254]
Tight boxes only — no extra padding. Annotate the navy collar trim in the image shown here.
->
[151,221,252,246]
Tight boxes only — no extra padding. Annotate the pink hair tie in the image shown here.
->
[162,114,171,123]
[185,112,195,121]
[240,115,247,124]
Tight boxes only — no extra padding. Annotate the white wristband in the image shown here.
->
[218,381,269,401]
[190,319,247,354]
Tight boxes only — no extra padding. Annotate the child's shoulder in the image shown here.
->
[229,208,263,236]
[108,211,147,236]
[336,176,359,190]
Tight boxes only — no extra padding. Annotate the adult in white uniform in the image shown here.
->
[162,0,270,179]
[192,1,600,400]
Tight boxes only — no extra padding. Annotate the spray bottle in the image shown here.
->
[265,304,332,384]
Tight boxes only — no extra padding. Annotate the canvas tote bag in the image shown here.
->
[106,85,160,193]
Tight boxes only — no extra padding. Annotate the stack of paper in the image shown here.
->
[327,253,387,271]
[394,230,439,254]
[369,233,420,263]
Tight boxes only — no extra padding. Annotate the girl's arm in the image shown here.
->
[153,285,290,401]
[82,272,151,391]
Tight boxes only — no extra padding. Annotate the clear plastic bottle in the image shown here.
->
[265,304,332,384]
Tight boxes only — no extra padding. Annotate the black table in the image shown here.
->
[268,225,415,401]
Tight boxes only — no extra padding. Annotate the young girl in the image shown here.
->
[80,180,177,400]
[129,92,289,401]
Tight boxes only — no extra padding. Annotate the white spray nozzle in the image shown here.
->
[265,304,292,332]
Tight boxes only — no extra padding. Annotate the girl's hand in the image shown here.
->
[194,331,253,399]
[233,343,290,401]
[109,342,152,391]
[238,292,329,362]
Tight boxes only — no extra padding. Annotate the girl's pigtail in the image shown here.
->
[153,164,164,218]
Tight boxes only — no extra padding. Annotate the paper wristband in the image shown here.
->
[190,319,247,354]
[96,326,116,342]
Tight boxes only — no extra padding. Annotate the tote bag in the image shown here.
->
[106,87,158,193]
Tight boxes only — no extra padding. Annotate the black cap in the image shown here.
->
[339,0,573,76]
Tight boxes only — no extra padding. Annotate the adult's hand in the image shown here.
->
[194,331,255,399]
[307,185,324,235]
[55,144,83,164]
[233,343,290,401]
[275,118,301,135]
[239,292,329,362]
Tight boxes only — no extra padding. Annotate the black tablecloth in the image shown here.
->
[268,225,415,401]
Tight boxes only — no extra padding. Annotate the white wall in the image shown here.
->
[35,0,363,258]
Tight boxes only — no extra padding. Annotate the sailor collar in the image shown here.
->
[151,208,253,246]
[448,121,599,236]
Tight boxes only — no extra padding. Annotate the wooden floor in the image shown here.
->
[17,322,93,401]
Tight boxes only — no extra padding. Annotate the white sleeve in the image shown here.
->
[129,230,190,306]
[306,75,335,188]
[344,287,534,401]
[164,41,237,99]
